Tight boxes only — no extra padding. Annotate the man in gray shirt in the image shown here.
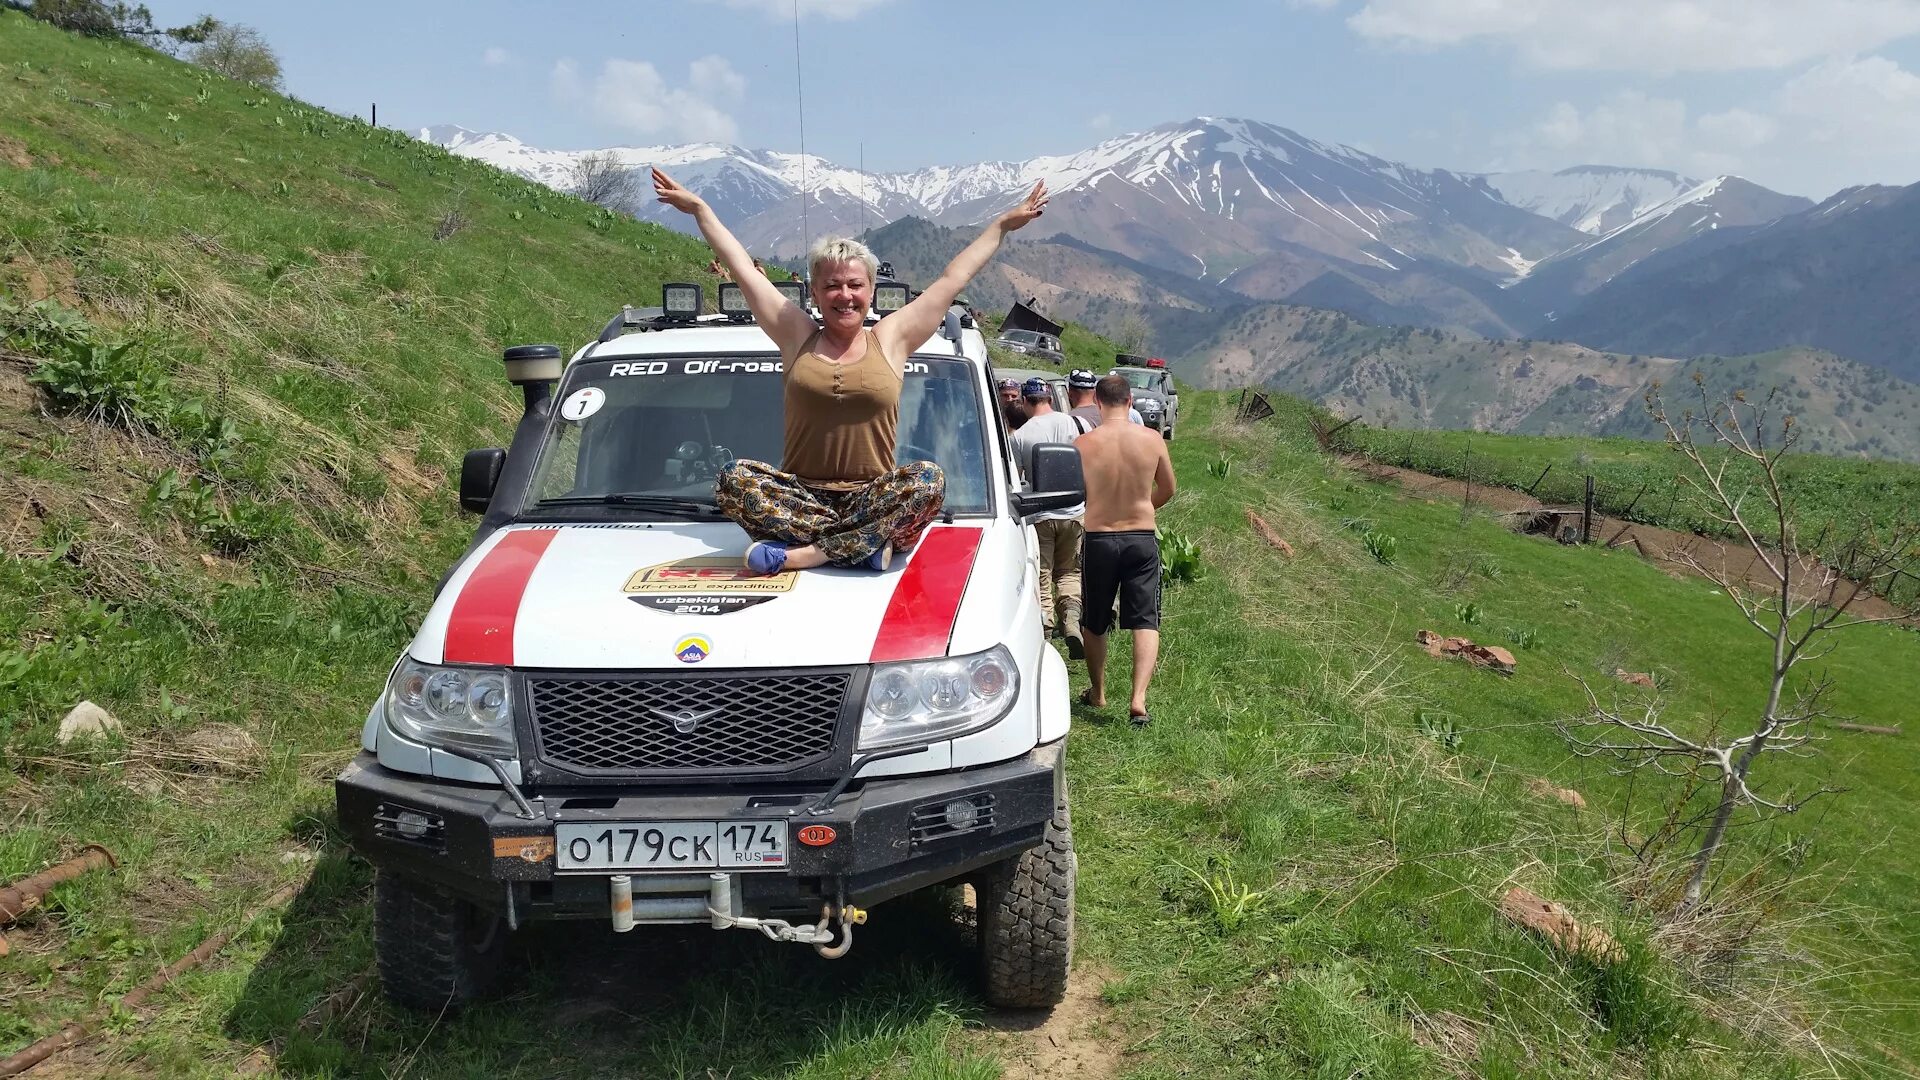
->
[1008,377,1087,657]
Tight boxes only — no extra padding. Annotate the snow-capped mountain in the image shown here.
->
[419,118,1584,275]
[1479,165,1700,235]
[1510,175,1813,318]
[417,120,1813,339]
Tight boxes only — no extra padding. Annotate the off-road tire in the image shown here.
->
[372,871,506,1010]
[977,800,1075,1008]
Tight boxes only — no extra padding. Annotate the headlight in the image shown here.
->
[859,645,1019,750]
[1136,398,1162,414]
[385,656,517,757]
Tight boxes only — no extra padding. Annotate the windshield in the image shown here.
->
[1113,368,1158,390]
[999,330,1040,345]
[524,354,992,517]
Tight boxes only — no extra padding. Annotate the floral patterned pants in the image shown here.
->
[714,459,946,566]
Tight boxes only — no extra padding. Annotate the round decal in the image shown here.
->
[674,635,712,664]
[559,386,606,422]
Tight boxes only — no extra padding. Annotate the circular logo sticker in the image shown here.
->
[559,386,606,422]
[674,635,711,664]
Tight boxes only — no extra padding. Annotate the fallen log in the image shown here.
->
[0,845,117,924]
[0,880,301,1077]
[1498,886,1622,965]
[1245,508,1295,557]
[1831,721,1902,736]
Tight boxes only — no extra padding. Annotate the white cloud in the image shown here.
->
[696,0,896,19]
[1773,55,1920,182]
[551,56,747,144]
[482,46,515,67]
[1348,0,1920,72]
[1491,55,1920,195]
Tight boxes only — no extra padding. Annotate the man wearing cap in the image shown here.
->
[1007,377,1086,656]
[998,378,1023,408]
[1068,369,1141,429]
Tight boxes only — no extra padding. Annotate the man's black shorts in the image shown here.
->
[1080,529,1161,634]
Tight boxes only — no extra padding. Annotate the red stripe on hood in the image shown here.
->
[443,528,559,665]
[870,526,984,663]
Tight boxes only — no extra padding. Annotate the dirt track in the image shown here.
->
[1349,459,1912,624]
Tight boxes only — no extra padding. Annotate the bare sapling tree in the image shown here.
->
[569,152,639,211]
[1114,312,1151,357]
[1562,376,1920,913]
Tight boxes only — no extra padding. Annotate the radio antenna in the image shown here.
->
[792,0,811,253]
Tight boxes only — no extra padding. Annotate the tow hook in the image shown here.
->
[699,873,868,958]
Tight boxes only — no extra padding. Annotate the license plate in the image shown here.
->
[554,821,788,872]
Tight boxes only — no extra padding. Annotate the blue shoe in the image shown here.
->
[745,541,788,576]
[864,544,893,572]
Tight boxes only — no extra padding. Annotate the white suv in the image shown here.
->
[336,286,1083,1010]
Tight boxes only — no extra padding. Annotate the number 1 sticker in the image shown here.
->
[560,386,605,421]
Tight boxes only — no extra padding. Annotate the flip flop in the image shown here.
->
[1076,688,1105,710]
[1129,711,1151,727]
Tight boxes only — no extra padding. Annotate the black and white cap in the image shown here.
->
[1068,368,1098,389]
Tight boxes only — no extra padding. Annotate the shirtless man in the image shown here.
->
[1075,374,1176,725]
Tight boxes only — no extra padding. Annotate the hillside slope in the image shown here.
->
[1187,304,1920,461]
[1545,182,1920,381]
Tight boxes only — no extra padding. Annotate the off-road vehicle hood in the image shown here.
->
[408,523,995,670]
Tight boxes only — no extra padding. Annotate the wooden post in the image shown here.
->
[371,102,377,127]
[1621,482,1650,518]
[1462,443,1473,522]
[1525,463,1552,496]
[1581,475,1595,544]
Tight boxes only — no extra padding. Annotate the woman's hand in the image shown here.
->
[996,180,1049,233]
[652,168,706,215]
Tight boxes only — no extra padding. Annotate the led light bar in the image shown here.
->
[773,279,806,309]
[717,281,752,321]
[872,281,909,315]
[661,282,701,320]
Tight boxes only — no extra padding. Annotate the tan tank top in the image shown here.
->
[782,329,901,490]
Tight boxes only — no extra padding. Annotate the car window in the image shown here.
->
[1111,369,1155,389]
[526,355,992,516]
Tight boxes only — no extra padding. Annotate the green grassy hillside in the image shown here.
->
[5,13,1918,1079]
[1339,422,1920,603]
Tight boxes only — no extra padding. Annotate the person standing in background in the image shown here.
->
[1075,375,1175,725]
[1008,378,1086,657]
[1067,368,1141,429]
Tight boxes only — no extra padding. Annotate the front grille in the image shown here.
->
[528,672,849,775]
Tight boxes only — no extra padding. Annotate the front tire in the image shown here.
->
[372,871,507,1010]
[976,800,1075,1008]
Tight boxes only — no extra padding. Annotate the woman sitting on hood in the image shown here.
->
[652,167,1048,575]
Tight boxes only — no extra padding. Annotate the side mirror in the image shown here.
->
[1012,444,1084,520]
[460,448,506,514]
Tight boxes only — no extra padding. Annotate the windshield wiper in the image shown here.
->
[531,493,726,518]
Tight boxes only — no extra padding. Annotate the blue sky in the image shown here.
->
[142,0,1920,197]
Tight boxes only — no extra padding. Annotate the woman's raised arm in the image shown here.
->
[876,181,1048,358]
[652,168,817,354]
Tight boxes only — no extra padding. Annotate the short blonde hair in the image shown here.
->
[807,237,878,286]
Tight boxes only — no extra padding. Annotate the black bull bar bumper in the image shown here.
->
[334,739,1064,918]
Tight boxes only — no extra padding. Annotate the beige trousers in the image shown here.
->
[1034,517,1084,631]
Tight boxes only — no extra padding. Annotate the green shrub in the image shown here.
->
[1362,530,1397,565]
[1157,526,1204,585]
[1206,454,1232,479]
